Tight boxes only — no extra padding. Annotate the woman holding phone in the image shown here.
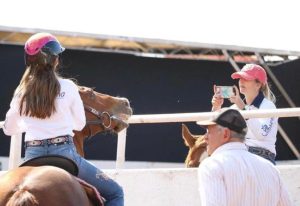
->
[211,64,278,164]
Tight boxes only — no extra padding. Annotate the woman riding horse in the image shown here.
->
[3,33,124,206]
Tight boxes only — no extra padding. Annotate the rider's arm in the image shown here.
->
[69,81,86,131]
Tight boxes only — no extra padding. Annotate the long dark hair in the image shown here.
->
[16,53,61,119]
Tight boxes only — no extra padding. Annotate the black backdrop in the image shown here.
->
[0,44,299,162]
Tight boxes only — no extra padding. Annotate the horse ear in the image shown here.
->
[182,124,197,148]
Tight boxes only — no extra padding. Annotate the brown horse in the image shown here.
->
[0,86,132,206]
[0,166,99,206]
[182,124,207,168]
[74,86,133,156]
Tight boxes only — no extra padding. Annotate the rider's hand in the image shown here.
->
[211,85,224,111]
[229,85,245,110]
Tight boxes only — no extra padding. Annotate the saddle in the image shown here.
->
[20,155,104,206]
[20,155,79,175]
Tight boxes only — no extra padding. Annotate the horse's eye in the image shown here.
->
[90,91,96,99]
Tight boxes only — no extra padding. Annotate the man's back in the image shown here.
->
[198,142,292,206]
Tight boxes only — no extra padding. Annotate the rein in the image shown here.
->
[84,105,112,137]
[83,104,127,139]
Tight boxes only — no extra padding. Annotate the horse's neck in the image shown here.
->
[73,135,85,157]
[73,126,91,157]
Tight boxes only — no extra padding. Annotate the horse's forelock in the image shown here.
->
[194,136,207,148]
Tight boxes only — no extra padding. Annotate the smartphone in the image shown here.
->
[215,86,234,98]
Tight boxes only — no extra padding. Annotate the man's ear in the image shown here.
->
[223,128,231,142]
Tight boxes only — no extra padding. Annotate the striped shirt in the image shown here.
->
[198,142,292,206]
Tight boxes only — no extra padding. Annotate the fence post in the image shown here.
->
[116,129,127,169]
[8,133,22,169]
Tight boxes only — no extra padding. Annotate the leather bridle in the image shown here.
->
[84,105,113,138]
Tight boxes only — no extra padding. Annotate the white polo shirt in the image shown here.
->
[231,92,278,154]
[198,142,292,206]
[245,98,278,154]
[3,78,86,141]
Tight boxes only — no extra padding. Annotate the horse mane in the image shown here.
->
[6,188,39,206]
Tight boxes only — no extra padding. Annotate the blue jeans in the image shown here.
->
[24,137,124,206]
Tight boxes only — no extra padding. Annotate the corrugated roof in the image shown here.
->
[1,0,299,63]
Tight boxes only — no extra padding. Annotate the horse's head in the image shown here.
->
[73,86,133,156]
[182,124,207,168]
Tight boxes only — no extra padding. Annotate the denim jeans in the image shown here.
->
[24,137,124,206]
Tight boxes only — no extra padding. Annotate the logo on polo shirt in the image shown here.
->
[57,92,65,99]
[261,118,274,136]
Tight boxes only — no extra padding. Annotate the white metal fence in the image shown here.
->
[1,107,300,169]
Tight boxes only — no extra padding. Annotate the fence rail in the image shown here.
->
[128,108,300,124]
[1,107,300,169]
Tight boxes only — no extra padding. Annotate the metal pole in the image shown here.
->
[255,53,298,109]
[278,125,300,159]
[222,49,240,72]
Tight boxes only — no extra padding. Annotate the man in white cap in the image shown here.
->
[197,109,292,206]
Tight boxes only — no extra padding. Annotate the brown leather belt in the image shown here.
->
[25,135,72,147]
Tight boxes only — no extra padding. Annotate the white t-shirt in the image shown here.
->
[3,78,86,141]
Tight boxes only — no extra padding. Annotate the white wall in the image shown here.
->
[105,165,300,206]
[108,168,200,206]
[1,156,298,170]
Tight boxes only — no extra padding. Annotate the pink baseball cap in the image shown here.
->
[24,33,64,56]
[231,64,267,84]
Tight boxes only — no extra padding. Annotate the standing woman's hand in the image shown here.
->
[211,85,224,111]
[229,85,245,110]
